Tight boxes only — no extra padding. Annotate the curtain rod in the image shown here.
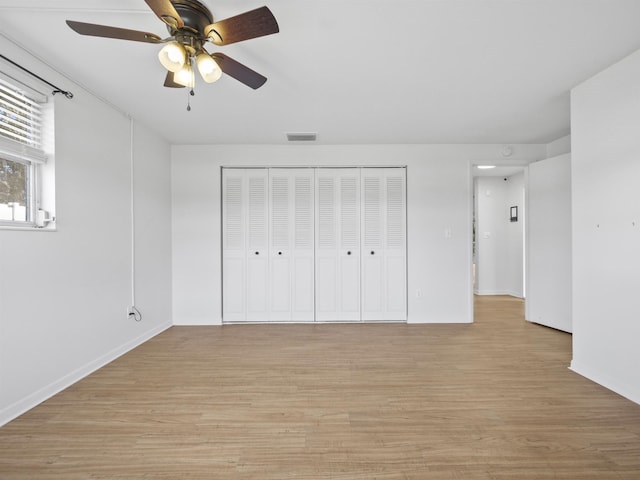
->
[0,53,73,99]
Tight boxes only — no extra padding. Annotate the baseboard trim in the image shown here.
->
[173,317,222,326]
[569,360,640,406]
[0,321,172,427]
[474,290,524,298]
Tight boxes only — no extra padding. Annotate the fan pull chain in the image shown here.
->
[186,88,195,111]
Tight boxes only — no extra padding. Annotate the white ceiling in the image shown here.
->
[2,0,640,146]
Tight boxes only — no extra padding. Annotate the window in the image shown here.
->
[0,76,50,227]
[0,157,31,222]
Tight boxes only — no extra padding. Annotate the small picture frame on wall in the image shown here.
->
[510,206,518,222]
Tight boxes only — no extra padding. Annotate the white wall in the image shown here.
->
[172,144,545,325]
[571,48,640,404]
[0,37,173,425]
[474,173,524,297]
[506,172,525,297]
[526,154,572,332]
[475,177,507,294]
[546,135,571,158]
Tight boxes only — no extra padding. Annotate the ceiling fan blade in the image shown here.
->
[144,0,184,29]
[205,6,279,46]
[211,53,267,89]
[163,71,185,88]
[66,20,162,43]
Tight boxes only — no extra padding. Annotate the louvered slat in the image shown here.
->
[248,175,267,249]
[270,176,289,248]
[363,176,382,248]
[386,176,405,248]
[341,176,359,248]
[318,177,335,249]
[224,176,243,249]
[295,175,313,249]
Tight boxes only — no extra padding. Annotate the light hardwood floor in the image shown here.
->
[1,295,640,479]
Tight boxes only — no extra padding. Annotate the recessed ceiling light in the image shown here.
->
[477,165,496,169]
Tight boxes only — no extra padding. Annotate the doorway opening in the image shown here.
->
[472,165,526,318]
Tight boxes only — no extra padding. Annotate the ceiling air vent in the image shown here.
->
[286,132,317,142]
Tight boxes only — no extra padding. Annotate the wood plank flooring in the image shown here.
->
[1,295,640,479]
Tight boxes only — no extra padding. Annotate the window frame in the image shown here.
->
[0,73,50,229]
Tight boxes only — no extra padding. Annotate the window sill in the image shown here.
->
[0,223,57,232]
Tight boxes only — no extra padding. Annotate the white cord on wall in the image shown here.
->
[128,116,142,322]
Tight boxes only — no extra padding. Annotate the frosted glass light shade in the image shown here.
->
[158,42,186,73]
[174,63,195,88]
[196,53,222,83]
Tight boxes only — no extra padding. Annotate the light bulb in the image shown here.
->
[158,42,186,73]
[174,63,195,88]
[196,52,222,83]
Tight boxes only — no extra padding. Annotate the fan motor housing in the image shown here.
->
[171,0,214,35]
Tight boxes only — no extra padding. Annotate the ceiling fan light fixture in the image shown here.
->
[158,41,187,73]
[174,62,195,88]
[196,52,222,83]
[66,1,280,91]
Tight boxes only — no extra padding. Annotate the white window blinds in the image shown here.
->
[0,78,46,164]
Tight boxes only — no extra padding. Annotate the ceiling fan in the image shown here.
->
[66,0,279,90]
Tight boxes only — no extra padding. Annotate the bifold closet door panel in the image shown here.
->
[315,168,361,321]
[361,168,407,321]
[222,169,247,321]
[315,174,337,318]
[292,170,315,319]
[384,171,408,318]
[361,171,384,320]
[222,168,270,321]
[245,169,269,321]
[269,173,291,319]
[269,169,315,321]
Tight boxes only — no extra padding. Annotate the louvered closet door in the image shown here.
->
[222,168,269,321]
[361,168,407,321]
[222,169,247,321]
[223,167,406,323]
[245,169,269,321]
[269,168,315,321]
[315,169,361,321]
